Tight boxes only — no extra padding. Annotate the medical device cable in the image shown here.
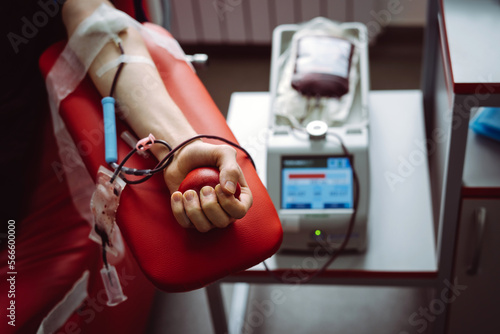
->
[109,139,172,183]
[97,40,128,274]
[109,134,256,185]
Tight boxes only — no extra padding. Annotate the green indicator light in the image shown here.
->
[314,230,322,236]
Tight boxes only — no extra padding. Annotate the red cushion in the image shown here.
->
[38,23,282,292]
[113,0,152,22]
[112,0,136,18]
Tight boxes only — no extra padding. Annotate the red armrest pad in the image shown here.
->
[39,23,282,292]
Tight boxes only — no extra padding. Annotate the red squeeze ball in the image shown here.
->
[178,167,241,199]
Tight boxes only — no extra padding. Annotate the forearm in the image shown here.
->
[61,0,252,231]
[88,27,198,159]
[62,0,197,160]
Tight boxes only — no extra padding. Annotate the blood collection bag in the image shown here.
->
[90,166,126,257]
[291,35,354,98]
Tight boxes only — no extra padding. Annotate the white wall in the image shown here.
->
[167,0,428,44]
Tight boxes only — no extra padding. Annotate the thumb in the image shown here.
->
[219,164,244,195]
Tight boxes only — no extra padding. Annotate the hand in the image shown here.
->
[163,140,253,232]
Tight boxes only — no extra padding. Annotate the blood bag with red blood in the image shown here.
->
[291,35,354,98]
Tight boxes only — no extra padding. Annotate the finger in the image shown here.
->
[213,146,243,195]
[200,186,235,228]
[182,190,214,233]
[215,184,253,219]
[171,191,192,229]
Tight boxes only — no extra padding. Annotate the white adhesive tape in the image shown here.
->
[96,54,155,77]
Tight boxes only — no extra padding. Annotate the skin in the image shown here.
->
[61,0,252,232]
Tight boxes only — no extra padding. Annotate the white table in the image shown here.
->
[205,90,438,334]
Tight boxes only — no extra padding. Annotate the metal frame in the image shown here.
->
[422,1,500,333]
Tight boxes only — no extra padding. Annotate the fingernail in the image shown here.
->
[184,191,194,201]
[172,192,182,203]
[225,181,236,194]
[201,186,213,197]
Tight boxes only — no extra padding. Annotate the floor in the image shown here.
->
[147,284,435,334]
[147,27,435,334]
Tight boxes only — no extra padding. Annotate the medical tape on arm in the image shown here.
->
[47,3,191,115]
[46,4,132,134]
[44,3,192,244]
[96,54,155,77]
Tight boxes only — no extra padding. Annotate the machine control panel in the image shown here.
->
[281,156,353,210]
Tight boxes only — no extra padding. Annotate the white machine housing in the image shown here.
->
[267,21,370,252]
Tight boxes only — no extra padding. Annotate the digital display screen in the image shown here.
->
[281,156,353,209]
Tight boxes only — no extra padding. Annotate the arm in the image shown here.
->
[62,0,252,232]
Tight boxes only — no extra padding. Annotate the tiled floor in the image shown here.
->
[147,27,433,334]
[147,284,435,334]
